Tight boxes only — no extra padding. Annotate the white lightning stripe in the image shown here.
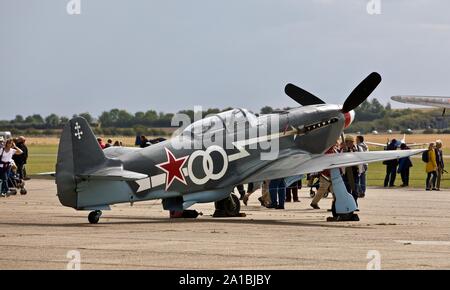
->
[135,177,151,193]
[228,130,296,162]
[150,174,166,187]
[228,146,250,162]
[233,130,292,148]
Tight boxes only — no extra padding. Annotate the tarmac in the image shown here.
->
[0,179,449,269]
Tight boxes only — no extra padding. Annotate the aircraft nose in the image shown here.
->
[343,110,355,128]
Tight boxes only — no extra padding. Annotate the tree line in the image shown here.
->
[0,98,448,136]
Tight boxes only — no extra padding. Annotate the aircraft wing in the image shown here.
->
[241,149,424,184]
[365,141,387,147]
[405,143,428,148]
[391,95,450,108]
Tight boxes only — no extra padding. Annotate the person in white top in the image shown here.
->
[0,139,23,197]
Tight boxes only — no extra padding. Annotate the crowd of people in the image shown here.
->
[383,138,445,191]
[237,135,446,211]
[96,135,167,150]
[0,136,29,197]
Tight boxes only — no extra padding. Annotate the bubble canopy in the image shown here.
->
[183,108,258,136]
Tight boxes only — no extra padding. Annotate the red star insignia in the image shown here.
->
[156,148,189,190]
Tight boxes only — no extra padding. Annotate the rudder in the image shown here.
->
[55,117,107,208]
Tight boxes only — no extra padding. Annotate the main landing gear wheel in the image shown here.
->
[327,213,360,222]
[88,210,102,224]
[213,194,244,217]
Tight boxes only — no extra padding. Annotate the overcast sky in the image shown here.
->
[1,0,450,119]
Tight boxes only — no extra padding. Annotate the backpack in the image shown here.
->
[422,151,429,163]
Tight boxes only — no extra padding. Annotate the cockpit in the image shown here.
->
[182,108,259,136]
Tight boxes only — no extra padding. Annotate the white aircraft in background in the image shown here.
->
[391,95,450,115]
[366,134,427,149]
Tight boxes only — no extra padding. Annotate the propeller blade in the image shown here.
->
[285,83,326,106]
[342,72,382,113]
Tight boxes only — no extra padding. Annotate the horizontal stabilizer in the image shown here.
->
[77,167,148,181]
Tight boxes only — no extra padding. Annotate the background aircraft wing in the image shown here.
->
[391,95,450,108]
[405,143,428,148]
[241,149,424,184]
[365,141,387,147]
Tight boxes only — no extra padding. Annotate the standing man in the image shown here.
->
[435,140,444,191]
[341,135,361,204]
[268,178,286,210]
[105,139,113,148]
[139,136,150,148]
[12,136,28,180]
[356,135,368,197]
[383,139,398,187]
[286,180,301,202]
[398,143,413,187]
[425,142,438,191]
[310,142,339,209]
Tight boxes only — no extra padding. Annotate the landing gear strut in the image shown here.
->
[88,210,102,224]
[327,168,360,222]
[213,194,244,217]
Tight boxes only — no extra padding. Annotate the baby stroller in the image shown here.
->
[7,168,27,195]
[306,173,328,198]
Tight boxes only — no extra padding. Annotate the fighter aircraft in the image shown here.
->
[55,72,424,224]
[391,95,450,115]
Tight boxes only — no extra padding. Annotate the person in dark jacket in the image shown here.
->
[398,143,413,187]
[12,136,28,180]
[384,139,398,187]
[435,140,444,191]
[139,135,151,148]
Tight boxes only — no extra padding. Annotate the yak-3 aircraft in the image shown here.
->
[55,72,424,224]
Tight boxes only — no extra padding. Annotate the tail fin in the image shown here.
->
[55,117,108,208]
[55,117,148,209]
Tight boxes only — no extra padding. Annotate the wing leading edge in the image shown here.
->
[391,95,450,109]
[241,149,425,184]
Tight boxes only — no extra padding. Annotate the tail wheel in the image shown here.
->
[88,210,102,224]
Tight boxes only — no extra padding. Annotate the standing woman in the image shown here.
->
[425,142,438,191]
[0,139,23,197]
